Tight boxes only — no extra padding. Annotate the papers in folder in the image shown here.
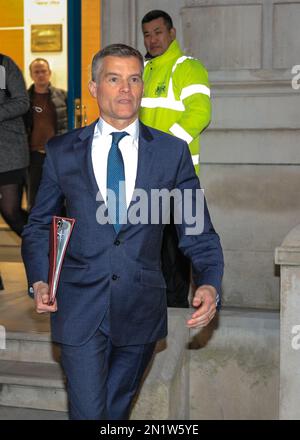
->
[48,216,75,305]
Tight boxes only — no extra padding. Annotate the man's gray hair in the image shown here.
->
[91,44,144,83]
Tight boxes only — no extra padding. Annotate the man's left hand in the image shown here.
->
[186,285,217,329]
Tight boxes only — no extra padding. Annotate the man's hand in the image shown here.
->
[186,285,217,329]
[33,281,57,314]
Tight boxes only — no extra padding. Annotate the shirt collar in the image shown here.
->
[97,118,139,144]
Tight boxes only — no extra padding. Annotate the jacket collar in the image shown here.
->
[77,119,153,143]
[145,39,183,67]
[28,82,56,97]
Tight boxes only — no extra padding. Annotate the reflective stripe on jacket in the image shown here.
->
[140,40,211,174]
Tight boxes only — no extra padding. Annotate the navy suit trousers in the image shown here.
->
[60,312,156,420]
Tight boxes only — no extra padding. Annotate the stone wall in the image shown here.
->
[101,0,299,418]
[189,308,279,419]
[183,0,300,309]
[102,0,300,309]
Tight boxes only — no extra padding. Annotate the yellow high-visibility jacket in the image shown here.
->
[140,40,211,174]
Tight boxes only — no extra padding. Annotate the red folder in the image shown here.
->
[48,216,75,305]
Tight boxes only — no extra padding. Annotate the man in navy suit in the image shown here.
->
[22,44,224,420]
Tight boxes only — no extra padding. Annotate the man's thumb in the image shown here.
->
[193,294,202,307]
[41,293,49,304]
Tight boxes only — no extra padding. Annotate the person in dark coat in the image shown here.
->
[0,53,29,234]
[0,53,30,290]
[25,58,68,210]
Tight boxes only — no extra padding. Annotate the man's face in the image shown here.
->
[89,56,144,129]
[142,17,176,58]
[30,61,51,88]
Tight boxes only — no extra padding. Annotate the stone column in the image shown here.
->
[131,308,190,420]
[275,224,300,419]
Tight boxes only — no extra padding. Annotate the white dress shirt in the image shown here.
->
[91,118,139,208]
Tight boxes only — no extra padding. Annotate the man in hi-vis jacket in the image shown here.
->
[140,10,211,308]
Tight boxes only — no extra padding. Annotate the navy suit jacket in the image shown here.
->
[22,121,224,347]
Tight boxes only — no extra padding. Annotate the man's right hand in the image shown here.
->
[33,281,57,313]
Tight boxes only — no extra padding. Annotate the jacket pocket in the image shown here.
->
[140,268,166,288]
[60,264,88,282]
[0,119,26,135]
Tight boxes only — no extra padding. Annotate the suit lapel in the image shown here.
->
[127,122,154,211]
[73,120,103,201]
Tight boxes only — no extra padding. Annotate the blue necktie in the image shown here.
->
[107,132,128,233]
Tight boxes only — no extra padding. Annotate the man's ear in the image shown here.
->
[88,80,97,98]
[170,27,176,40]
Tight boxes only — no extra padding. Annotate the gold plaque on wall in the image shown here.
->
[31,24,62,52]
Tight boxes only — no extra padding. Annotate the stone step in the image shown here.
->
[0,405,68,420]
[0,360,68,412]
[0,331,60,364]
[0,266,190,419]
[0,246,22,263]
[0,226,21,247]
[0,264,190,419]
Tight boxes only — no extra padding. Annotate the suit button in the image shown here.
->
[112,274,118,281]
[114,240,120,246]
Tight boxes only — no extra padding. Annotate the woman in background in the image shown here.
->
[0,54,30,289]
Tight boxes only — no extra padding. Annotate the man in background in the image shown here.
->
[140,10,211,308]
[26,58,68,210]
